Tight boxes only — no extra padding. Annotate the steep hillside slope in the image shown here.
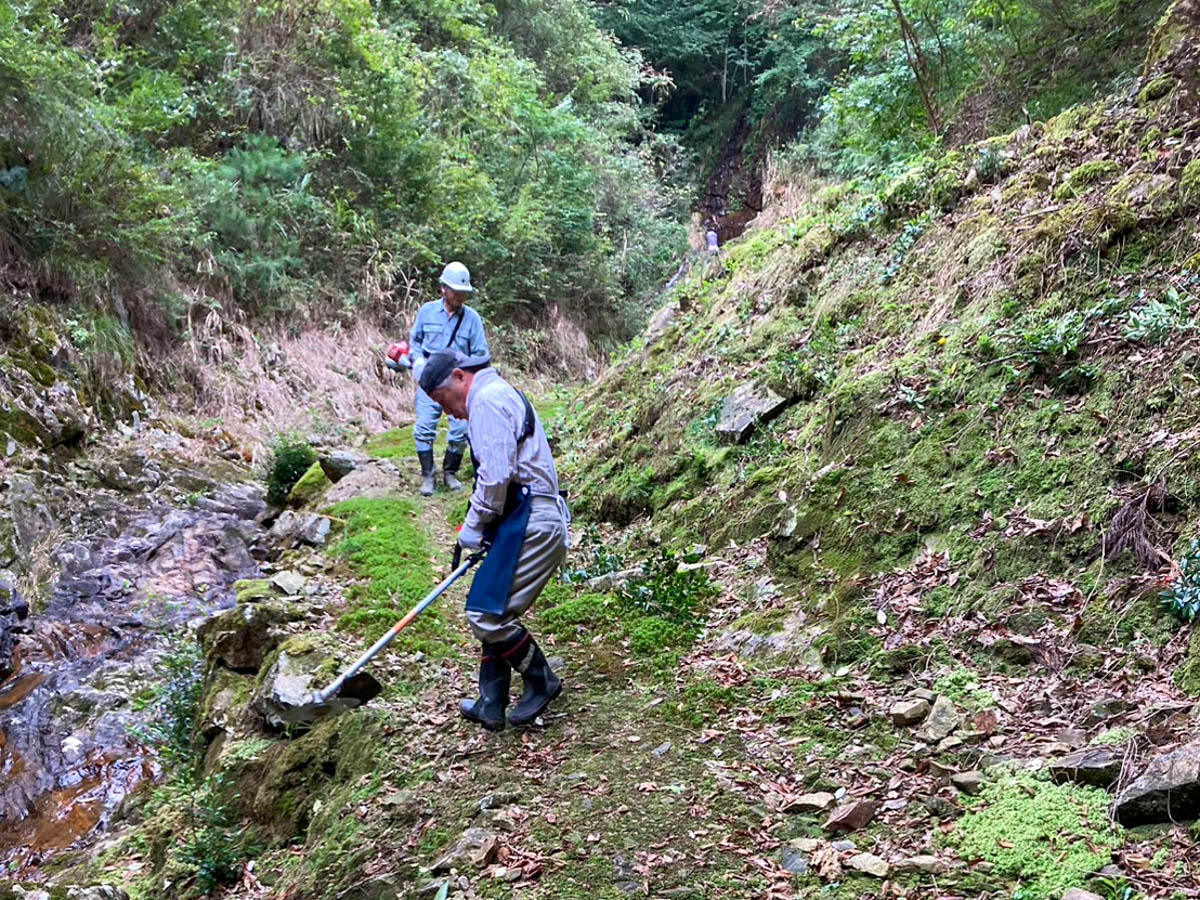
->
[566,9,1200,660]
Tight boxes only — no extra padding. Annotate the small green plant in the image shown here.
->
[563,525,626,583]
[974,146,1004,184]
[618,547,716,630]
[264,434,316,507]
[177,774,246,895]
[1124,287,1193,345]
[133,640,203,770]
[881,215,929,285]
[1161,539,1200,622]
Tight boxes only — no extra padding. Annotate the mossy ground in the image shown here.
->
[945,773,1119,898]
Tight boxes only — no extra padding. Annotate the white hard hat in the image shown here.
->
[439,261,474,294]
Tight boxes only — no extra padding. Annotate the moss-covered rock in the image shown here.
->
[233,578,274,603]
[1053,159,1122,200]
[1145,0,1200,71]
[1181,159,1200,203]
[286,461,331,509]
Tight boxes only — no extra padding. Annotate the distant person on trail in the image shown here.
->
[419,349,570,731]
[410,261,490,496]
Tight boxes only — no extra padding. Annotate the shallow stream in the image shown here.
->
[0,482,265,877]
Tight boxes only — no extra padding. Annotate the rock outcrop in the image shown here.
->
[1113,740,1200,825]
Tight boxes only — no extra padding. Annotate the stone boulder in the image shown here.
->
[325,459,402,504]
[198,602,300,672]
[96,449,163,493]
[1049,747,1124,789]
[251,636,382,729]
[1114,738,1200,825]
[918,695,961,742]
[268,510,332,551]
[320,450,370,483]
[715,382,789,444]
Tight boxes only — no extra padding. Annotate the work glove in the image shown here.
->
[412,355,427,384]
[457,521,485,551]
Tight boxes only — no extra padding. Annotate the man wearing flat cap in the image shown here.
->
[420,349,570,730]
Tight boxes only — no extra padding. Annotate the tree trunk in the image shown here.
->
[890,0,942,135]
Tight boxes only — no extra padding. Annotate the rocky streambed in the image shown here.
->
[0,453,268,879]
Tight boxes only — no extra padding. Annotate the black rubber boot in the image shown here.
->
[505,630,562,727]
[418,450,436,496]
[443,442,466,492]
[459,645,511,731]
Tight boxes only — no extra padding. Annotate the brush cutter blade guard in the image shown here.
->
[274,550,485,727]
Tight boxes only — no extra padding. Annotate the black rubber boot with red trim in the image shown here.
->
[504,629,562,726]
[458,643,511,731]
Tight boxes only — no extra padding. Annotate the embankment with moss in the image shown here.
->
[563,20,1200,678]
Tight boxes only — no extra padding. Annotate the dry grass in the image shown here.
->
[170,310,415,453]
[751,151,824,234]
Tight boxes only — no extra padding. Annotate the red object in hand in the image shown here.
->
[387,341,410,363]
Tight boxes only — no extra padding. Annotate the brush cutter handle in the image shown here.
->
[313,550,486,705]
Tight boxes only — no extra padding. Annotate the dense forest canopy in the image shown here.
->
[599,0,1167,177]
[0,0,1171,361]
[0,0,689,348]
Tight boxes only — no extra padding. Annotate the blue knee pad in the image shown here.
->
[414,387,442,452]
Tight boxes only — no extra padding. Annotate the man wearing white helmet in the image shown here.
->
[409,262,490,496]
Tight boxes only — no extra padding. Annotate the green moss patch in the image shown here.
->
[328,497,443,649]
[286,460,331,509]
[945,774,1119,897]
[1053,159,1122,200]
[363,426,414,459]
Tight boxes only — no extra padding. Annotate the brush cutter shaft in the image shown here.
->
[313,553,482,705]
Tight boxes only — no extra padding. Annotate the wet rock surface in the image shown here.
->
[0,580,30,681]
[0,481,264,876]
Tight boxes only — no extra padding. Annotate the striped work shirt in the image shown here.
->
[464,368,560,531]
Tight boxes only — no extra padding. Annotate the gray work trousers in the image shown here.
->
[467,496,568,643]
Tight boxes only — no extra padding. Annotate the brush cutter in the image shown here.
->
[272,547,486,725]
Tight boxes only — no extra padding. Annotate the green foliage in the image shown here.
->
[563,525,626,583]
[176,775,245,895]
[1161,539,1200,622]
[946,773,1118,898]
[617,547,717,631]
[540,547,717,657]
[1,0,687,345]
[807,0,1165,174]
[264,434,317,507]
[1123,287,1194,345]
[134,639,204,771]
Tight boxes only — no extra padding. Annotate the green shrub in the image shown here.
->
[1124,287,1193,345]
[132,639,204,771]
[1161,538,1200,622]
[617,548,717,631]
[176,775,246,895]
[265,435,317,508]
